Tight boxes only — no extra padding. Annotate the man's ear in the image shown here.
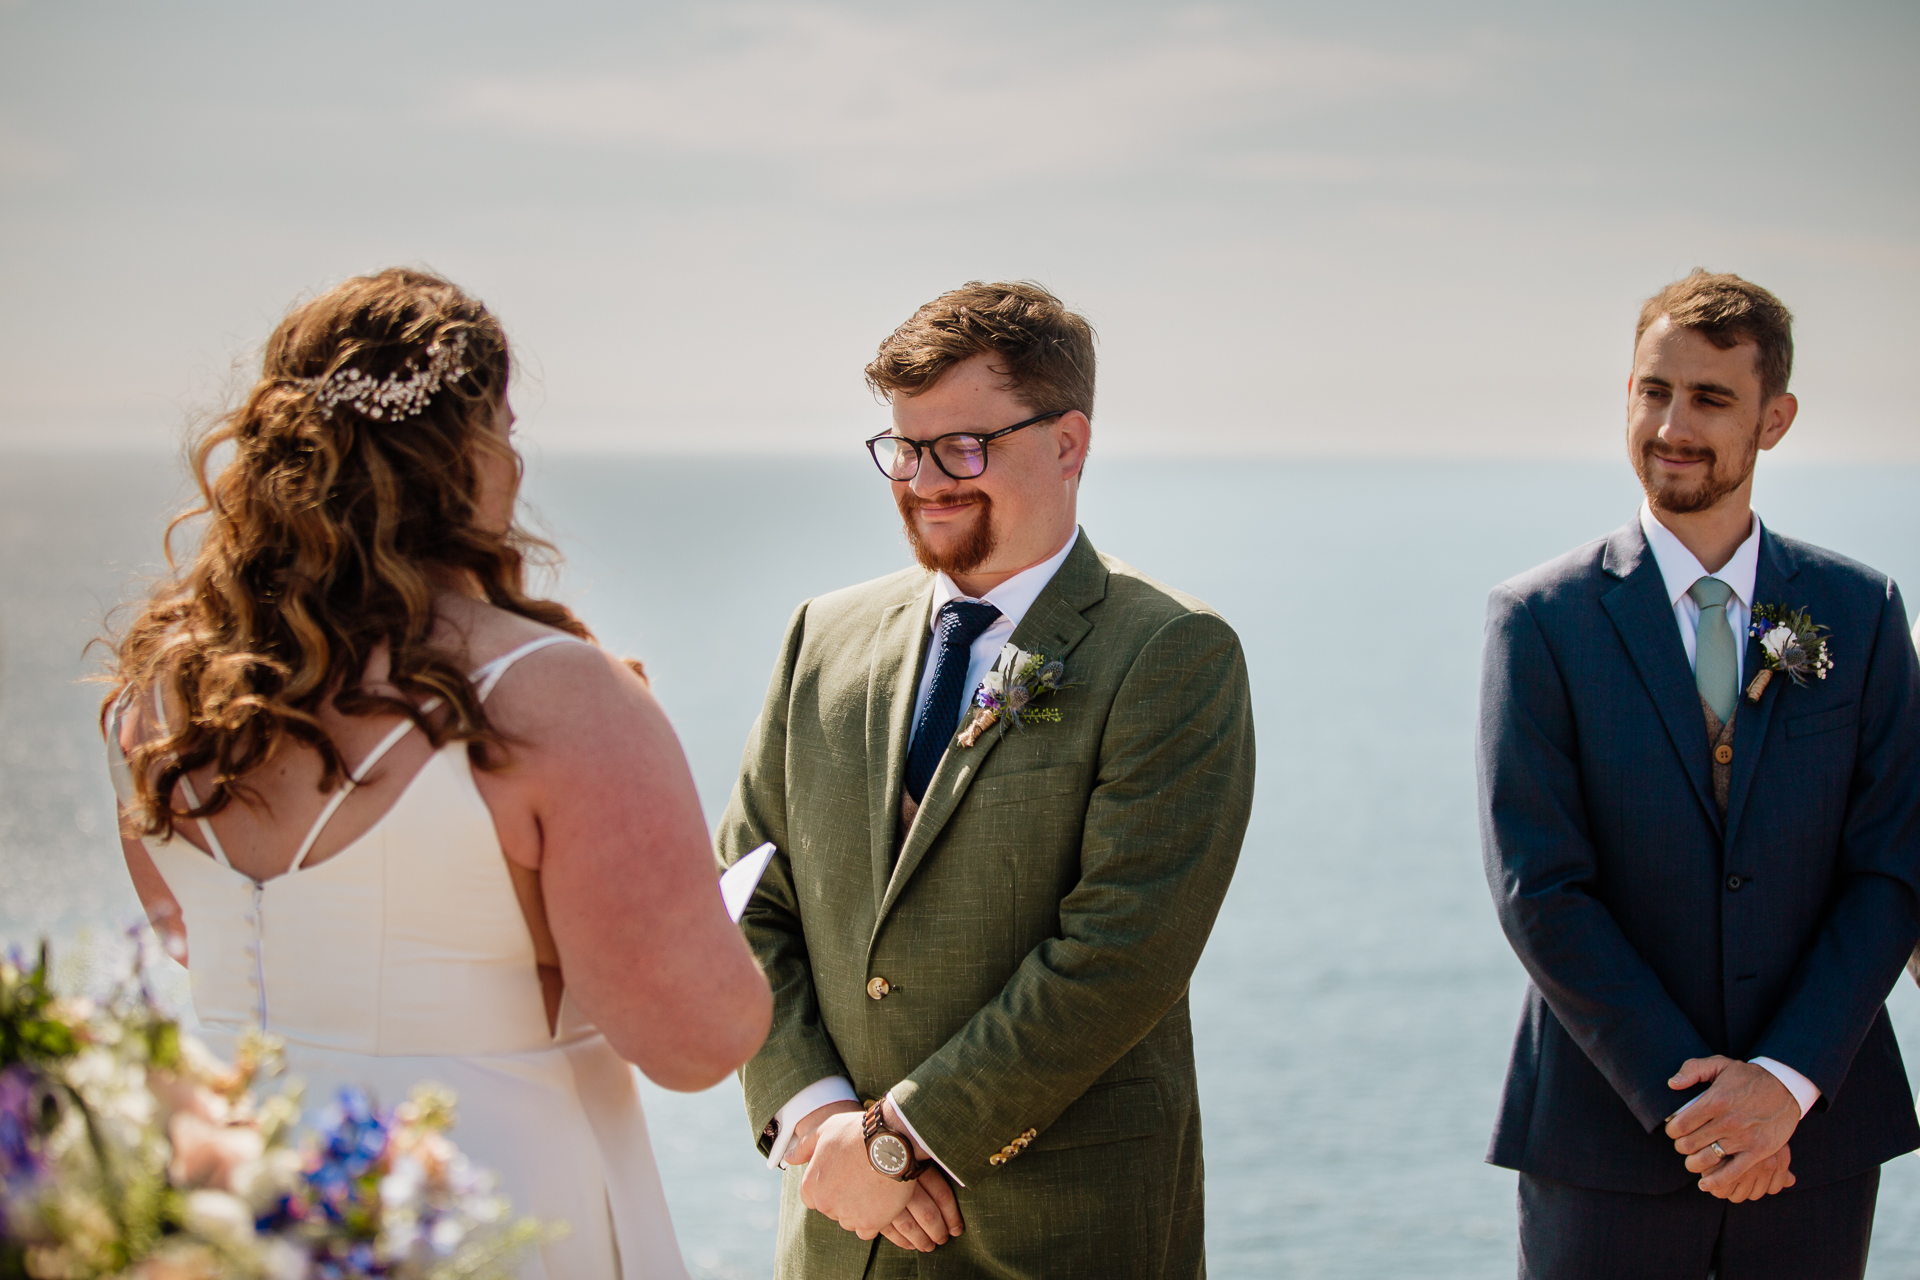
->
[1056,410,1091,481]
[1758,392,1798,453]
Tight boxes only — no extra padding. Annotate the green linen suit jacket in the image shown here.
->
[717,530,1255,1279]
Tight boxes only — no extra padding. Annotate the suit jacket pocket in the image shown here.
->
[1029,1078,1165,1153]
[1786,702,1858,741]
[967,762,1085,810]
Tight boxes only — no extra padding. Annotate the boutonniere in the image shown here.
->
[958,644,1080,747]
[1744,605,1835,702]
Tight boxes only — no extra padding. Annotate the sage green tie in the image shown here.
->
[1689,576,1738,723]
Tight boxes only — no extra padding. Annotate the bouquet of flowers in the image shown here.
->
[0,934,545,1280]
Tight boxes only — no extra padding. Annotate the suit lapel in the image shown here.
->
[1598,521,1721,834]
[866,583,935,918]
[1722,526,1798,851]
[874,531,1108,932]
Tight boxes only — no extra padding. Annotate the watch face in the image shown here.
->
[870,1133,912,1177]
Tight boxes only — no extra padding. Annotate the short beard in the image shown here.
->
[1636,425,1761,516]
[897,489,997,576]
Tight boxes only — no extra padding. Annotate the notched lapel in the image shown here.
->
[1599,522,1721,833]
[866,586,934,917]
[1723,528,1799,851]
[874,532,1109,931]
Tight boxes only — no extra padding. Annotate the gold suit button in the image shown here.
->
[1713,744,1733,765]
[866,976,892,1000]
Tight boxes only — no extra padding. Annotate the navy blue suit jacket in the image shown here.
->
[1479,517,1920,1194]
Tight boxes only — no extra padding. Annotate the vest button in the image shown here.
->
[1726,874,1743,891]
[1714,745,1733,765]
[866,976,892,1000]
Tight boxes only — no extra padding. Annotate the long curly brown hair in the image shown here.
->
[105,267,590,840]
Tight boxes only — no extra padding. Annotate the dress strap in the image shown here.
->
[283,636,584,872]
[283,700,443,875]
[151,685,234,869]
[471,635,591,702]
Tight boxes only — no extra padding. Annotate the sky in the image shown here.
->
[1,0,1915,459]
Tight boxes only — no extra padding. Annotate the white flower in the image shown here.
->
[1761,624,1795,660]
[980,670,1005,696]
[182,1189,257,1251]
[996,643,1027,673]
[258,1237,309,1280]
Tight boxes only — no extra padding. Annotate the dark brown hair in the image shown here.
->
[1636,270,1795,401]
[105,267,590,840]
[865,281,1097,419]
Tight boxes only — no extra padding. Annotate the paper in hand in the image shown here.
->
[720,842,777,923]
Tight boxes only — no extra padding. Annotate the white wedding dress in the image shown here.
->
[109,636,690,1280]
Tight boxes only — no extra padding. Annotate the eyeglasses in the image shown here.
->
[864,410,1069,482]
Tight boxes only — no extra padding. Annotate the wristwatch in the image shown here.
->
[862,1099,923,1181]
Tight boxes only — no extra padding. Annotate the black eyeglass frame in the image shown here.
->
[863,410,1071,482]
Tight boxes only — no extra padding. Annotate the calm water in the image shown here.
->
[4,450,1920,1278]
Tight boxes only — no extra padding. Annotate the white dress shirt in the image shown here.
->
[1637,503,1819,1120]
[763,530,1081,1180]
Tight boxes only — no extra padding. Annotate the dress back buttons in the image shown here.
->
[866,976,892,1000]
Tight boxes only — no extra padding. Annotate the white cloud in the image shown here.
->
[445,5,1493,196]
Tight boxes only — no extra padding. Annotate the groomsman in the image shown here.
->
[719,281,1255,1278]
[1478,271,1920,1279]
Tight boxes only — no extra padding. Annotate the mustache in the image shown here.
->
[1643,441,1717,465]
[897,490,988,513]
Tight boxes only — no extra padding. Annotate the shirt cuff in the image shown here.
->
[1751,1057,1820,1119]
[885,1089,965,1188]
[767,1075,859,1170]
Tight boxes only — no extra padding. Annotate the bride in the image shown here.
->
[100,267,771,1279]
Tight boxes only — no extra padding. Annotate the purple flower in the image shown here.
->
[0,1064,40,1183]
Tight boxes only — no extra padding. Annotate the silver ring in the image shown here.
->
[1708,1141,1727,1159]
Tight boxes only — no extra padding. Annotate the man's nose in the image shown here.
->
[910,458,957,497]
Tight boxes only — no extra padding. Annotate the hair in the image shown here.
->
[865,281,1097,419]
[104,267,591,841]
[1636,270,1795,402]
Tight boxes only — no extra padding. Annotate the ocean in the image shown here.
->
[4,449,1919,1278]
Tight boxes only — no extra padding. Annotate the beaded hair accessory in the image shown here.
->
[301,332,471,422]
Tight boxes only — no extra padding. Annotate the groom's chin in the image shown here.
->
[903,508,995,576]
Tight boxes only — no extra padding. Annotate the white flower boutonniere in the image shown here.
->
[1744,605,1835,702]
[958,643,1079,747]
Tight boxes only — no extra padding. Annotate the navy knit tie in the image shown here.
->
[904,600,1002,804]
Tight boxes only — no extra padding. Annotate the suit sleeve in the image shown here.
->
[1749,583,1920,1102]
[891,610,1255,1183]
[1478,585,1716,1131]
[716,600,852,1156]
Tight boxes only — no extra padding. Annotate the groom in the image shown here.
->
[718,281,1254,1278]
[1479,270,1920,1278]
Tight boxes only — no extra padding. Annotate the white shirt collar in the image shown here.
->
[928,528,1079,630]
[1638,501,1761,608]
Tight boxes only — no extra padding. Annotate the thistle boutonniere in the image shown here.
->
[957,643,1079,747]
[1744,605,1835,702]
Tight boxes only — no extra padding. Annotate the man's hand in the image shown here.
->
[878,1168,965,1252]
[783,1100,861,1167]
[1710,1143,1797,1203]
[797,1111,916,1237]
[1665,1056,1802,1198]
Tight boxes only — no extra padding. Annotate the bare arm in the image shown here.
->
[482,644,771,1090]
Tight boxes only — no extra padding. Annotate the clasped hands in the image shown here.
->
[1664,1056,1802,1202]
[788,1099,964,1253]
